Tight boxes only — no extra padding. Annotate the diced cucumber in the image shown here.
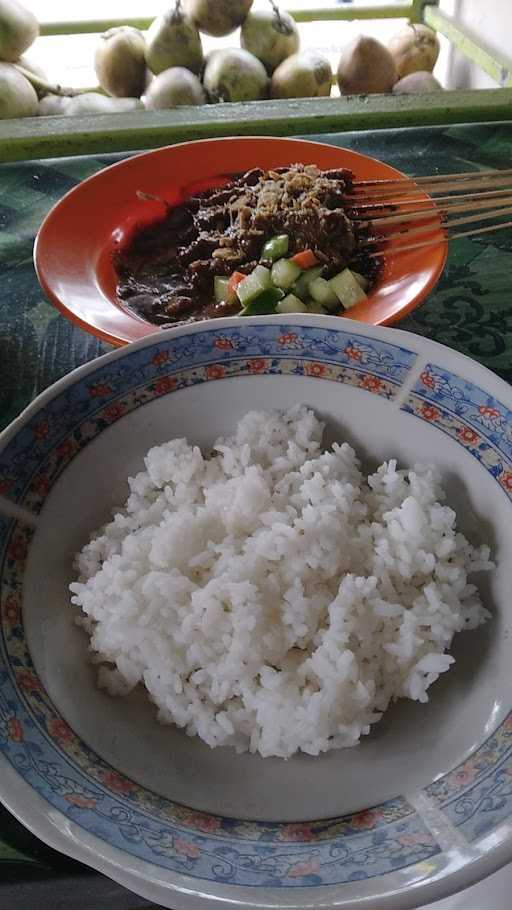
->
[214,276,230,303]
[252,264,271,288]
[261,234,289,261]
[237,265,271,306]
[276,293,309,314]
[329,268,368,309]
[304,265,323,286]
[291,276,307,300]
[309,276,339,310]
[306,300,329,314]
[293,265,323,299]
[271,258,302,290]
[239,287,284,316]
[349,269,370,291]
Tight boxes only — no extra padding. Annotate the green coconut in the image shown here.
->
[184,0,253,37]
[337,35,397,94]
[271,50,332,99]
[38,93,68,115]
[145,1,203,76]
[393,71,442,93]
[13,54,50,97]
[95,26,147,98]
[388,24,440,78]
[0,0,39,63]
[144,66,205,109]
[16,54,46,81]
[0,60,37,117]
[63,93,144,115]
[203,47,268,102]
[241,5,299,74]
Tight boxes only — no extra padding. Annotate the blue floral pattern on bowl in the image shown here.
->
[426,717,512,842]
[404,364,512,498]
[0,324,416,510]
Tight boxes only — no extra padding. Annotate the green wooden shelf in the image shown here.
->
[1,90,511,163]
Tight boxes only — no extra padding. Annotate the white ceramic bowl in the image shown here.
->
[0,315,511,910]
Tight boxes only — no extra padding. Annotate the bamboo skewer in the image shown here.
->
[363,204,512,248]
[349,186,512,214]
[345,168,512,256]
[350,170,512,200]
[354,193,512,227]
[367,219,512,258]
[361,206,512,246]
[351,175,512,199]
[352,167,512,189]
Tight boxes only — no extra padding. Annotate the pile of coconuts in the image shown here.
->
[0,0,442,122]
[337,25,442,97]
[0,0,144,118]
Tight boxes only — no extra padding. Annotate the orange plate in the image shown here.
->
[34,137,447,347]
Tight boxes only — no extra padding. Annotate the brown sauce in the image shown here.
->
[114,164,379,327]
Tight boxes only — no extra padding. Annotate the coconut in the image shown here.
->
[393,71,442,93]
[337,35,397,94]
[183,0,253,37]
[388,24,440,78]
[145,2,203,76]
[0,60,37,117]
[95,26,147,98]
[13,54,49,97]
[0,0,39,63]
[16,54,46,82]
[38,94,68,116]
[271,50,332,99]
[63,93,144,116]
[241,6,299,74]
[144,66,205,109]
[39,93,144,116]
[203,47,268,102]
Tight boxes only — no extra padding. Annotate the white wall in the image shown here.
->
[440,0,512,89]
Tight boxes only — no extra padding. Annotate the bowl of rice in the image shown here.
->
[0,315,511,910]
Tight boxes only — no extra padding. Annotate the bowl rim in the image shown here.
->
[3,314,511,453]
[33,136,448,347]
[1,315,511,910]
[1,751,512,910]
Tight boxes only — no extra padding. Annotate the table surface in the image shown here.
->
[1,121,511,909]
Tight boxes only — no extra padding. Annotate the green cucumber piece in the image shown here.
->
[261,234,289,261]
[292,265,324,299]
[291,276,307,299]
[276,293,309,314]
[214,276,230,303]
[349,269,370,291]
[329,268,368,309]
[237,265,271,306]
[239,287,284,316]
[271,258,302,290]
[309,276,339,309]
[306,300,329,314]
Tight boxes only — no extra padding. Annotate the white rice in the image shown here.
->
[70,406,493,759]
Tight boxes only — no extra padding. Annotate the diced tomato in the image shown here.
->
[227,271,246,296]
[290,250,319,269]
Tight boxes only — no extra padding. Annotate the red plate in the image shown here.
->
[34,137,447,347]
